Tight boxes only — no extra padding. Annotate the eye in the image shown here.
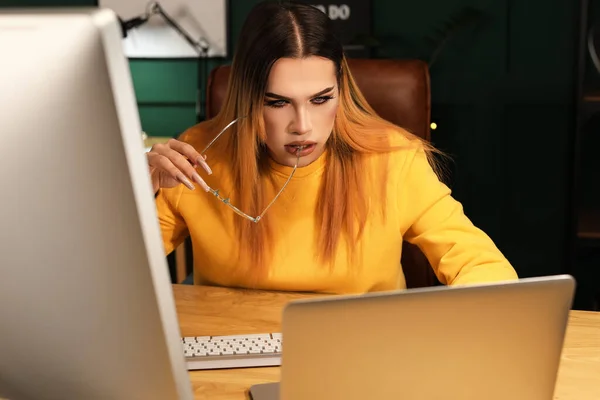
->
[311,95,334,105]
[265,99,288,108]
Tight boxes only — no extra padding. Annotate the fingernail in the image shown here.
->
[177,173,195,191]
[192,172,210,192]
[196,157,212,175]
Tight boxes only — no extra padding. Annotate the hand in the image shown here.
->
[147,138,212,194]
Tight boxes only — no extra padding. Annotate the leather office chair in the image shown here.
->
[205,59,440,288]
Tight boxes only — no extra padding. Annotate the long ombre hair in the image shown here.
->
[202,1,442,276]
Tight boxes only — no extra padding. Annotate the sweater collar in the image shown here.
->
[267,149,327,179]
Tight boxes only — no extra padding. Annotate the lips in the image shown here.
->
[286,141,316,147]
[284,141,317,157]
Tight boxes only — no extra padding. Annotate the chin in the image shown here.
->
[282,155,303,167]
[296,158,313,167]
[289,150,320,167]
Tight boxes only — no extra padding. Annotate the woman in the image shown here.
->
[147,0,518,293]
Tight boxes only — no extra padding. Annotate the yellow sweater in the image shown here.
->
[155,127,517,294]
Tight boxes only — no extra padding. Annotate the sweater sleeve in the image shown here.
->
[399,146,518,285]
[155,187,189,256]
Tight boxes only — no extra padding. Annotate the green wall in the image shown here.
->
[2,0,580,281]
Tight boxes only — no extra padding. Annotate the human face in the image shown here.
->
[263,56,339,167]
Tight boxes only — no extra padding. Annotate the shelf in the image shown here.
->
[583,90,600,102]
[580,91,600,120]
[578,208,600,240]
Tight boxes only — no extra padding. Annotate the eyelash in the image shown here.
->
[264,95,334,108]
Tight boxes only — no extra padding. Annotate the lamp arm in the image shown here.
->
[148,1,209,56]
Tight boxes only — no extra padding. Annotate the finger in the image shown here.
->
[162,149,210,192]
[196,155,212,175]
[149,141,211,191]
[191,172,210,192]
[168,139,203,166]
[147,153,196,191]
[169,139,212,175]
[177,174,196,191]
[162,146,199,178]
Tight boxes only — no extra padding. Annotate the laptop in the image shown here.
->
[0,8,193,399]
[250,275,575,400]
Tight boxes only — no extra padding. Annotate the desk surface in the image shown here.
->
[173,284,600,400]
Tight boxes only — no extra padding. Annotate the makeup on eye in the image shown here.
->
[264,86,336,108]
[264,95,334,108]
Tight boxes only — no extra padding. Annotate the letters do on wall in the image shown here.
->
[304,1,372,58]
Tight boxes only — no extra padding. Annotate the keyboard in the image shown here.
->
[182,333,282,370]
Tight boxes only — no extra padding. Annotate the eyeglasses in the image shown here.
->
[199,118,303,223]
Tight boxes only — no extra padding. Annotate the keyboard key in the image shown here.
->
[182,332,283,370]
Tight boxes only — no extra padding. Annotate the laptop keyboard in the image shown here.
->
[182,333,282,370]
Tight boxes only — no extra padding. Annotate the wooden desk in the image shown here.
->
[173,284,600,400]
[144,135,173,149]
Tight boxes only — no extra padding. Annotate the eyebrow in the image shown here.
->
[264,86,335,101]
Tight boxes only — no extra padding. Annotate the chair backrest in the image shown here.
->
[205,58,439,288]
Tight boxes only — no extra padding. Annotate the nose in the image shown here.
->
[290,106,312,135]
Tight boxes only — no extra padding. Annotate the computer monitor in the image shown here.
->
[0,8,193,400]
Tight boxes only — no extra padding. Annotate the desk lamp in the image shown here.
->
[119,1,210,125]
